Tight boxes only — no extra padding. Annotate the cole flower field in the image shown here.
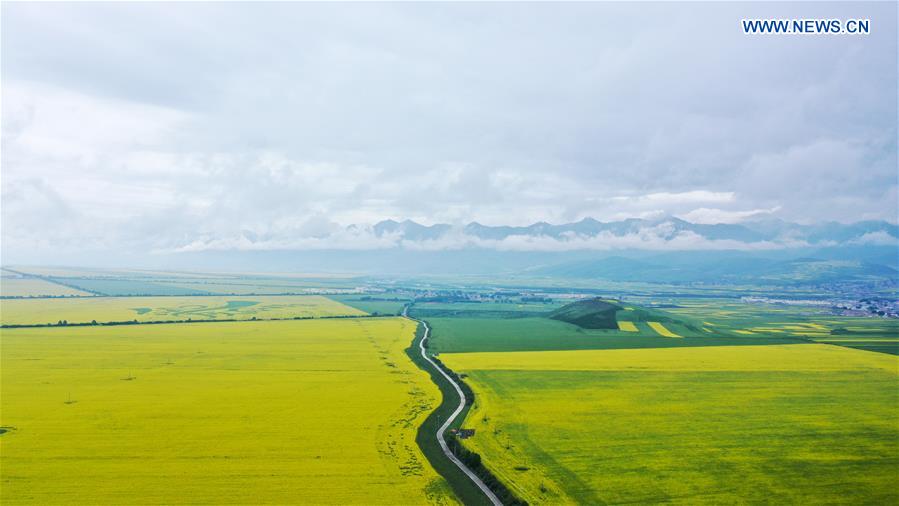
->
[0,317,455,505]
[441,344,899,505]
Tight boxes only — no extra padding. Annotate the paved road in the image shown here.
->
[404,308,503,506]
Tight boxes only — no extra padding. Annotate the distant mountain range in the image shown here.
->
[365,217,898,248]
[356,218,899,284]
[163,217,898,286]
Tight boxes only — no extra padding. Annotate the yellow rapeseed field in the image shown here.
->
[616,321,638,332]
[441,344,899,504]
[0,318,455,505]
[647,321,681,337]
[0,295,364,325]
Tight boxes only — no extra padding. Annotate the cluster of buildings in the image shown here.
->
[742,296,899,318]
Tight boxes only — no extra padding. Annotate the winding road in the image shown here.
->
[403,308,503,506]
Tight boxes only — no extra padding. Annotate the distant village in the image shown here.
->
[742,296,899,319]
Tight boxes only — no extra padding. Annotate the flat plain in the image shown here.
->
[330,295,411,315]
[441,344,899,505]
[422,316,800,354]
[0,277,91,297]
[3,267,364,296]
[0,295,365,326]
[0,318,455,505]
[665,299,899,354]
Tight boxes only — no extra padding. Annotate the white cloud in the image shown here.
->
[1,2,896,263]
[616,191,735,205]
[678,206,781,225]
[850,231,899,246]
[157,221,811,254]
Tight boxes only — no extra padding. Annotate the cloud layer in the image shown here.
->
[2,2,896,263]
[159,217,897,255]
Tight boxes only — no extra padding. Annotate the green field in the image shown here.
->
[151,279,362,296]
[665,299,899,355]
[41,278,215,296]
[409,300,565,325]
[412,300,566,316]
[0,295,365,326]
[442,344,899,504]
[422,316,801,354]
[415,297,898,356]
[330,295,411,316]
[0,318,455,505]
[150,281,325,295]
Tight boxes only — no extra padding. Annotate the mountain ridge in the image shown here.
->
[363,217,898,246]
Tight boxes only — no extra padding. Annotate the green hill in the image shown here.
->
[549,298,620,329]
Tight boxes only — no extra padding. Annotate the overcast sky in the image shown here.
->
[2,2,896,261]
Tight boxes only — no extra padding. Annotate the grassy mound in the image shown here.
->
[549,298,620,329]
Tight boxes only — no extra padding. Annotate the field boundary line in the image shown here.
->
[0,314,396,329]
